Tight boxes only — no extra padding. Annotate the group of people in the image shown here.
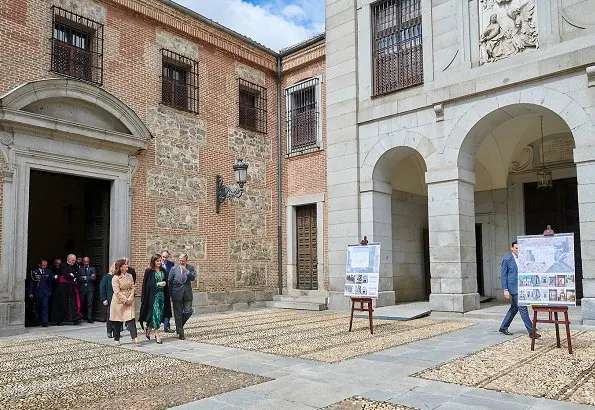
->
[26,254,101,327]
[103,251,197,346]
[27,250,197,345]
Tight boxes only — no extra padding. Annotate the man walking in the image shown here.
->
[161,250,175,333]
[168,253,196,340]
[499,241,540,338]
[77,256,96,323]
[28,259,53,327]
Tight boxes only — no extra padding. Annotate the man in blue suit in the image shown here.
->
[499,241,540,338]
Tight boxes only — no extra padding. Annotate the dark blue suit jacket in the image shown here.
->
[500,254,519,295]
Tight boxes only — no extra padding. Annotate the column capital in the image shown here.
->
[425,168,475,185]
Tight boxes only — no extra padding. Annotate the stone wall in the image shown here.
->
[156,203,197,230]
[54,0,106,23]
[392,190,428,302]
[146,169,207,201]
[146,234,206,261]
[236,213,266,236]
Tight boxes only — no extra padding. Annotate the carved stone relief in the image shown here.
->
[510,145,534,173]
[479,0,538,65]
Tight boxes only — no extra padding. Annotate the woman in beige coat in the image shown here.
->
[110,258,139,346]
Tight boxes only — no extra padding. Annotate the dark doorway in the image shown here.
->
[27,170,111,320]
[475,223,485,296]
[296,204,318,290]
[524,177,582,300]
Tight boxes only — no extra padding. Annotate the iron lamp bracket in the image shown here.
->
[216,175,245,213]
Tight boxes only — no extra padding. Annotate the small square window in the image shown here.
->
[51,6,103,85]
[238,79,267,133]
[161,49,199,113]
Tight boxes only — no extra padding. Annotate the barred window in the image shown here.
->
[285,77,321,156]
[51,6,104,85]
[238,79,267,133]
[372,0,423,96]
[161,49,199,113]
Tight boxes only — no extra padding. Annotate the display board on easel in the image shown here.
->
[517,231,576,307]
[344,242,380,298]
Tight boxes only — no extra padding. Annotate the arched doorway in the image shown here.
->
[0,78,151,333]
[370,146,429,304]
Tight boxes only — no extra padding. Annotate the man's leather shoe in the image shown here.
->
[178,334,185,340]
[87,320,94,324]
[164,328,175,333]
[530,332,541,338]
[499,329,513,336]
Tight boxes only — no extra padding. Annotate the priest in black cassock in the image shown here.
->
[51,254,82,325]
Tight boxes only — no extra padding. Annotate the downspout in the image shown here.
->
[276,55,283,296]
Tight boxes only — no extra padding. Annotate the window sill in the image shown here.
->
[286,145,323,158]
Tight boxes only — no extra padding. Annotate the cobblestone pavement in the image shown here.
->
[322,396,418,409]
[5,308,595,409]
[179,309,472,363]
[414,329,595,406]
[0,335,267,410]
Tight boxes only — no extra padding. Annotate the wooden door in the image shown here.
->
[296,205,318,290]
[524,178,582,300]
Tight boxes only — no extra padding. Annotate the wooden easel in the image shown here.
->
[530,225,573,354]
[348,237,374,335]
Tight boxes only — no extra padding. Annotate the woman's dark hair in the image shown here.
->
[149,254,161,270]
[114,258,127,275]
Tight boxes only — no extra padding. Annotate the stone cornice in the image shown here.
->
[108,0,278,71]
[282,42,326,72]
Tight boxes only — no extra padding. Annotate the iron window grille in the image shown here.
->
[161,49,199,113]
[285,77,321,156]
[372,0,423,96]
[238,79,267,133]
[51,6,104,85]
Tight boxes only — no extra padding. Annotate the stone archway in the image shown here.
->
[0,78,151,335]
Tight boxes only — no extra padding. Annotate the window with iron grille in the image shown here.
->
[372,0,423,96]
[238,79,267,133]
[161,49,199,113]
[51,6,104,85]
[285,77,321,156]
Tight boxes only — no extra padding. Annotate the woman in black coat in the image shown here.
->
[139,254,169,344]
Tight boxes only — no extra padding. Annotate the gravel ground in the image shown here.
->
[0,336,269,410]
[321,395,418,410]
[178,309,472,363]
[413,329,595,406]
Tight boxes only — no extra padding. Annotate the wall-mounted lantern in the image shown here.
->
[216,158,248,213]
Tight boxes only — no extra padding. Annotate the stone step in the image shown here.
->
[266,300,328,311]
[273,295,328,304]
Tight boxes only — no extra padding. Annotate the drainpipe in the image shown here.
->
[276,55,283,296]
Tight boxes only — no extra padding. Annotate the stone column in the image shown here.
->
[326,0,360,311]
[109,178,131,262]
[426,169,480,313]
[575,152,595,325]
[360,182,394,306]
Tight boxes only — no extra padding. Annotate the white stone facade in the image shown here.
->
[325,0,595,323]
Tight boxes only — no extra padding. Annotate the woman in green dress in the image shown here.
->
[139,254,167,344]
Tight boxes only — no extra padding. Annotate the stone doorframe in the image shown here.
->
[0,79,151,334]
[285,193,326,297]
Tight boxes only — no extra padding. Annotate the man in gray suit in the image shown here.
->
[167,253,197,340]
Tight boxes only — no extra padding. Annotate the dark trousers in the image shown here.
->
[34,296,49,325]
[172,298,193,335]
[105,302,114,335]
[111,319,137,341]
[163,317,171,330]
[78,286,94,320]
[500,293,533,333]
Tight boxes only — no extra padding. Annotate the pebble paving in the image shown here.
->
[0,336,269,410]
[413,329,595,406]
[322,396,418,410]
[179,309,473,363]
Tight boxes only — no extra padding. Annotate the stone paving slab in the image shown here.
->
[0,335,268,410]
[413,329,595,407]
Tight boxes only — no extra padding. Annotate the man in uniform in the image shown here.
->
[28,259,53,327]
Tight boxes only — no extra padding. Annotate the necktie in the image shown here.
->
[180,267,187,283]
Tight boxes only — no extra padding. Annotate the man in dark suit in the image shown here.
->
[77,256,96,323]
[499,241,540,338]
[167,253,196,340]
[123,257,136,284]
[28,259,53,327]
[160,250,175,333]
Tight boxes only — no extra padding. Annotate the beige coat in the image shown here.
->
[110,273,135,322]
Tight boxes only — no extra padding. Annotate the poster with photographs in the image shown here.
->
[344,243,381,298]
[517,233,576,306]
